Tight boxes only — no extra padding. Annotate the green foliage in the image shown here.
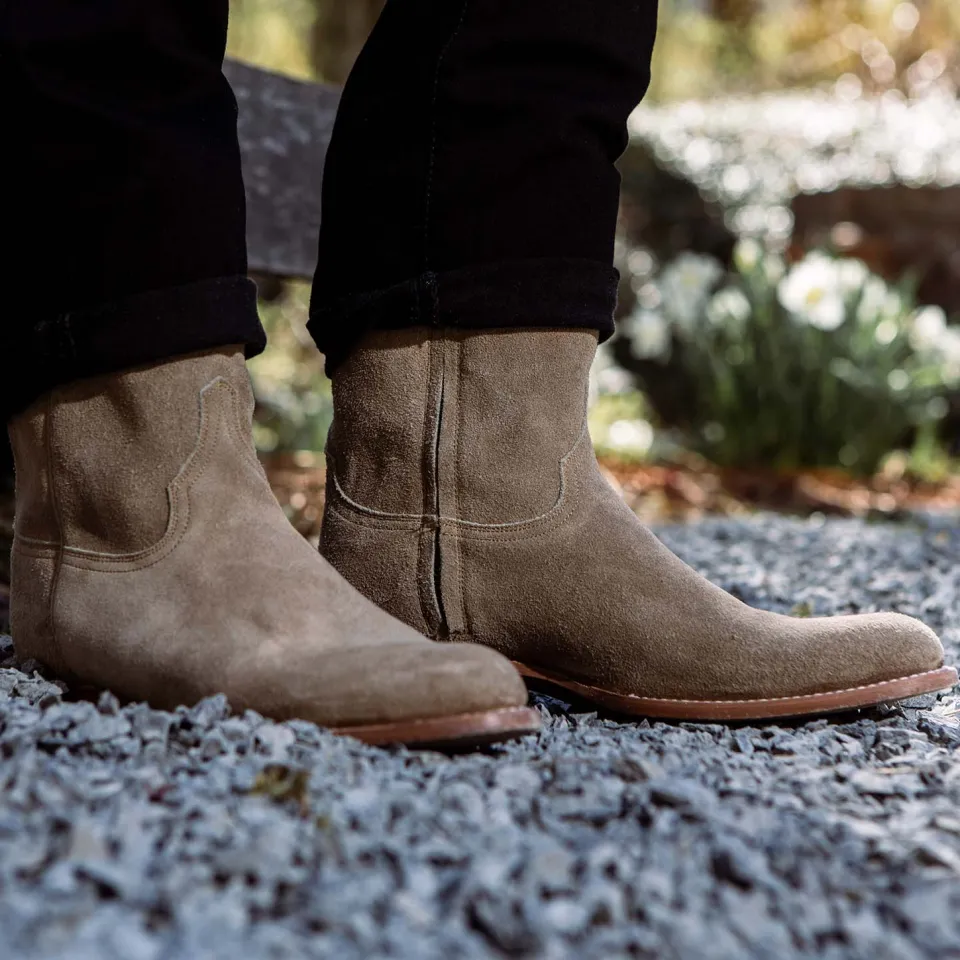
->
[621,241,959,473]
[247,283,333,454]
[894,421,960,484]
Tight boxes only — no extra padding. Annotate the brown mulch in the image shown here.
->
[599,456,960,524]
[260,451,328,542]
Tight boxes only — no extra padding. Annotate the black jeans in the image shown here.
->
[0,0,658,420]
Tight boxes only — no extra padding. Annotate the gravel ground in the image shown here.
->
[2,514,960,960]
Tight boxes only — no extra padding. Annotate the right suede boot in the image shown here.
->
[322,328,955,721]
[7,347,538,747]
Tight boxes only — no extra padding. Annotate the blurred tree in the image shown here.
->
[311,0,384,83]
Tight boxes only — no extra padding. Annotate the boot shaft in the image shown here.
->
[323,327,600,640]
[7,348,251,555]
[327,327,599,526]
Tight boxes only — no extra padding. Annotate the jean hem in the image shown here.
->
[309,256,618,371]
[3,275,265,421]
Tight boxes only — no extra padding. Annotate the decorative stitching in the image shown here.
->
[330,464,425,521]
[514,665,955,706]
[330,417,591,531]
[326,503,420,532]
[11,541,58,560]
[15,533,61,549]
[58,376,227,570]
[327,340,597,544]
[224,377,272,483]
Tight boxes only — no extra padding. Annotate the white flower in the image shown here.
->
[606,419,654,456]
[909,307,960,385]
[658,253,724,333]
[909,305,948,354]
[938,328,960,386]
[941,328,960,361]
[706,287,752,333]
[778,254,847,331]
[887,369,911,392]
[874,318,899,345]
[624,308,671,361]
[733,238,763,273]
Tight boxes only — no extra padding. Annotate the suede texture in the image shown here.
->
[8,348,527,727]
[322,328,946,703]
[7,404,57,543]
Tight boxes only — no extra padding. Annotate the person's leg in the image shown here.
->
[1,0,264,418]
[2,1,537,746]
[309,0,651,364]
[318,0,955,718]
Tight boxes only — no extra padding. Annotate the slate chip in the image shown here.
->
[1,515,959,958]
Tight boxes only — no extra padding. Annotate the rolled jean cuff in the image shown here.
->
[4,276,266,421]
[309,257,619,372]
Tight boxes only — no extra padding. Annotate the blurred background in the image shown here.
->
[226,0,960,541]
[3,1,958,624]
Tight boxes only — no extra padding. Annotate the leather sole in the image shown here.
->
[65,677,542,750]
[514,663,958,722]
[334,705,541,748]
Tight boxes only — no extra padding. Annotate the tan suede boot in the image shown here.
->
[322,328,957,721]
[7,347,539,746]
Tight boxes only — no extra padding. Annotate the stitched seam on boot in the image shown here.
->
[224,376,275,487]
[15,533,61,548]
[327,423,590,532]
[327,346,594,534]
[329,467,425,522]
[451,372,593,529]
[326,345,434,521]
[327,498,418,533]
[327,414,591,532]
[515,667,952,705]
[11,541,58,560]
[57,377,226,568]
[451,376,596,537]
[454,421,590,532]
[325,501,420,531]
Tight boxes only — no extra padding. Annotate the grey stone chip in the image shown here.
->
[1,515,960,958]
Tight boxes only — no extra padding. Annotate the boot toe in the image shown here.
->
[233,640,530,731]
[760,610,947,700]
[834,611,945,683]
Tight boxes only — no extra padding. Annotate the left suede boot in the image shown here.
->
[321,327,956,721]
